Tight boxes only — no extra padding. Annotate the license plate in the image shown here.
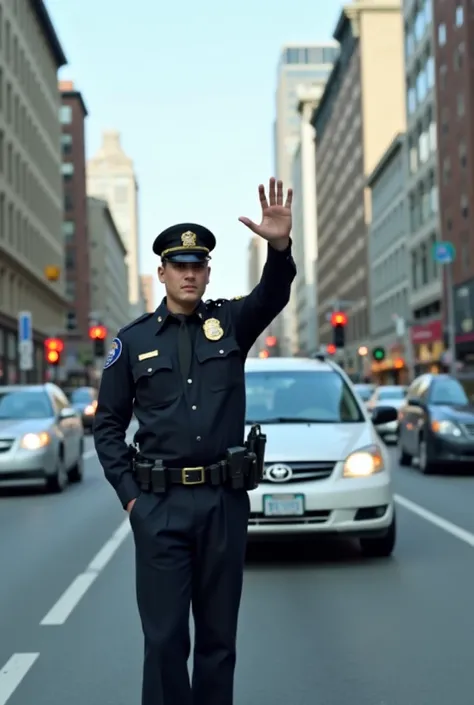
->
[263,494,305,517]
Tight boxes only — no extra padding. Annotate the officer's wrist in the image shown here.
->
[269,237,290,252]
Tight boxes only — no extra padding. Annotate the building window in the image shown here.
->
[459,140,467,167]
[409,135,418,173]
[457,93,465,116]
[61,134,72,154]
[61,162,74,177]
[66,280,75,300]
[426,54,435,88]
[429,175,438,214]
[407,84,416,114]
[438,23,446,45]
[65,249,75,269]
[62,221,75,240]
[461,194,469,218]
[428,111,437,152]
[455,5,464,27]
[59,105,72,124]
[454,43,465,70]
[64,192,73,211]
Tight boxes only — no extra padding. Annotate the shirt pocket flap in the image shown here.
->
[132,356,173,382]
[196,339,241,363]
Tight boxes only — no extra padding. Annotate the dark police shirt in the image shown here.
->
[93,242,297,508]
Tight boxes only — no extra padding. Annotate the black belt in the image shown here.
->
[134,460,229,490]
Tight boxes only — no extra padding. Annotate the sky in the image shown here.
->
[44,0,342,306]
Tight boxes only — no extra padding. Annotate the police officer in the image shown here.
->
[93,177,296,705]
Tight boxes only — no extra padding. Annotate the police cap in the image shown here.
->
[153,223,216,263]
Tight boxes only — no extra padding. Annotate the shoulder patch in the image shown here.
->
[119,312,153,334]
[104,338,122,369]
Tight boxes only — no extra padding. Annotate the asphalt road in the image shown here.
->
[1,434,474,705]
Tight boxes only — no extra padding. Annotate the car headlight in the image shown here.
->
[20,432,51,450]
[431,420,462,437]
[84,404,95,415]
[343,444,384,478]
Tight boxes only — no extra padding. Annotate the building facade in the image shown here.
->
[367,133,412,383]
[0,0,67,384]
[87,197,129,347]
[403,0,443,369]
[265,42,339,356]
[247,235,261,357]
[86,130,145,318]
[139,274,155,313]
[312,0,406,375]
[432,0,474,366]
[292,85,323,356]
[59,80,92,377]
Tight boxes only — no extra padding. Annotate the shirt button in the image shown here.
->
[196,436,201,441]
[187,378,192,384]
[192,405,197,410]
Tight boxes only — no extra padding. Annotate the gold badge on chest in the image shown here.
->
[203,317,224,341]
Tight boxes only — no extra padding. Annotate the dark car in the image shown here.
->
[398,373,474,473]
[69,387,97,432]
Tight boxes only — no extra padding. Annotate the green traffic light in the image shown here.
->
[373,347,385,361]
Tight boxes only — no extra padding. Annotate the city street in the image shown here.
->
[1,434,474,705]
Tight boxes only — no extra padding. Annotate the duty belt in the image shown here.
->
[133,459,230,491]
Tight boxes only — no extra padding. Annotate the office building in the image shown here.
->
[59,80,92,376]
[247,235,263,357]
[140,274,155,313]
[367,134,411,383]
[0,0,67,384]
[433,1,474,366]
[404,0,443,368]
[86,130,145,318]
[311,0,406,375]
[87,197,129,347]
[265,41,339,356]
[291,84,324,356]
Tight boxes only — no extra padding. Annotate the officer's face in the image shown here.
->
[158,261,210,307]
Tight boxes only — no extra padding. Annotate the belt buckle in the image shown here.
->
[181,466,205,485]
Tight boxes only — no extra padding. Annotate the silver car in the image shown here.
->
[0,384,84,492]
[367,385,407,443]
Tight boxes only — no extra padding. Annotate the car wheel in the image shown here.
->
[418,437,433,474]
[398,444,412,466]
[359,514,396,558]
[46,456,68,493]
[68,450,84,483]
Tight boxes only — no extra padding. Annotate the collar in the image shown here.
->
[155,297,208,334]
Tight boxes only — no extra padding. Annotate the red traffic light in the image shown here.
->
[327,344,336,355]
[89,325,107,340]
[265,336,277,347]
[46,350,60,364]
[330,312,347,327]
[44,337,64,353]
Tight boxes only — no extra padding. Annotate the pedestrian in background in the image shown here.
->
[93,177,297,705]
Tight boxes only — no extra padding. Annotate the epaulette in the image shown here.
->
[119,312,154,334]
[205,298,229,308]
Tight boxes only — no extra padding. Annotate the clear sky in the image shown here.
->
[44,0,342,305]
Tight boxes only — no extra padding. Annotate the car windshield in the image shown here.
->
[71,389,94,403]
[430,379,469,406]
[245,369,364,423]
[355,385,373,401]
[378,387,405,400]
[0,390,53,419]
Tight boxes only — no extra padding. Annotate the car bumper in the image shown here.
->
[247,472,394,539]
[0,445,58,483]
[430,436,474,464]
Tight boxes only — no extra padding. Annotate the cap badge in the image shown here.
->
[203,317,224,341]
[181,231,197,248]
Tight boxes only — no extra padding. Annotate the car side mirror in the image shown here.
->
[407,397,422,407]
[371,406,398,426]
[59,407,77,420]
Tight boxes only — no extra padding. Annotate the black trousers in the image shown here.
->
[129,484,250,705]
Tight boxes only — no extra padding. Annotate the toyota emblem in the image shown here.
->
[265,463,293,482]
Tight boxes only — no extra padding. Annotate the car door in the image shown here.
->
[51,387,78,468]
[403,376,431,454]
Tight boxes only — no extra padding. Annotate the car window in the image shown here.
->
[0,390,53,419]
[70,389,94,403]
[245,369,364,423]
[378,388,405,400]
[430,379,469,406]
[354,385,373,401]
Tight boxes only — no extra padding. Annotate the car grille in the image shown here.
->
[0,439,15,453]
[462,423,474,437]
[249,510,331,526]
[261,461,335,484]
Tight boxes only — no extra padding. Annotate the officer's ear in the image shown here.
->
[157,262,166,283]
[206,266,211,284]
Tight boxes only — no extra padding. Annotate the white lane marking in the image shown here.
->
[40,517,131,626]
[395,493,474,548]
[0,653,39,705]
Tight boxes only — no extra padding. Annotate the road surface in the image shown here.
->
[1,435,474,705]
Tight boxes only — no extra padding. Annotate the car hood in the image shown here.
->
[0,418,53,438]
[433,404,474,422]
[245,421,376,462]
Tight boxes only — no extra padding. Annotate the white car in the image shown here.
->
[367,385,407,443]
[244,356,398,557]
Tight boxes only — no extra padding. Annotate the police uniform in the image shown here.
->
[93,222,296,705]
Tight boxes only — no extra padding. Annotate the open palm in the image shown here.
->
[239,178,293,242]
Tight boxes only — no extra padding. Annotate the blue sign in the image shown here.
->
[18,311,32,342]
[432,241,456,264]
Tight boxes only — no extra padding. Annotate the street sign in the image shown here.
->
[18,311,33,371]
[432,241,456,264]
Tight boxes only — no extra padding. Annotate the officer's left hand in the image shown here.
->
[238,177,292,250]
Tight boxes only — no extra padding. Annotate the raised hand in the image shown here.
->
[239,178,292,248]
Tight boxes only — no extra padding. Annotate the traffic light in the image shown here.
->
[330,311,347,349]
[44,337,64,366]
[372,347,386,361]
[326,343,336,355]
[89,325,107,357]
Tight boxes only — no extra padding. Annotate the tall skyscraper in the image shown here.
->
[269,42,339,355]
[86,130,145,317]
[140,274,155,313]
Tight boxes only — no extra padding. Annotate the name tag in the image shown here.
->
[138,350,159,361]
